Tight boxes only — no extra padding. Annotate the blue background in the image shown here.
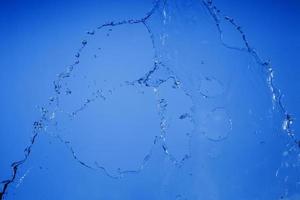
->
[0,0,300,199]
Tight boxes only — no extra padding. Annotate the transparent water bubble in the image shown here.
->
[200,107,232,142]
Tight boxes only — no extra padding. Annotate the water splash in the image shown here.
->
[1,0,298,199]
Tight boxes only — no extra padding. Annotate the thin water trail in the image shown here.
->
[202,0,296,142]
[0,1,166,198]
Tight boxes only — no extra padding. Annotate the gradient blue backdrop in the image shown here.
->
[0,0,300,199]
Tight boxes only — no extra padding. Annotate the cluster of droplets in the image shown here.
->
[202,0,299,198]
[0,0,166,199]
[202,0,296,140]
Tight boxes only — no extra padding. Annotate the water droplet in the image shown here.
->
[82,40,87,46]
[86,30,95,35]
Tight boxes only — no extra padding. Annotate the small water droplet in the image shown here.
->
[86,30,95,35]
[82,40,87,46]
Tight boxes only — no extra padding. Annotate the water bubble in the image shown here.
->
[200,107,232,142]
